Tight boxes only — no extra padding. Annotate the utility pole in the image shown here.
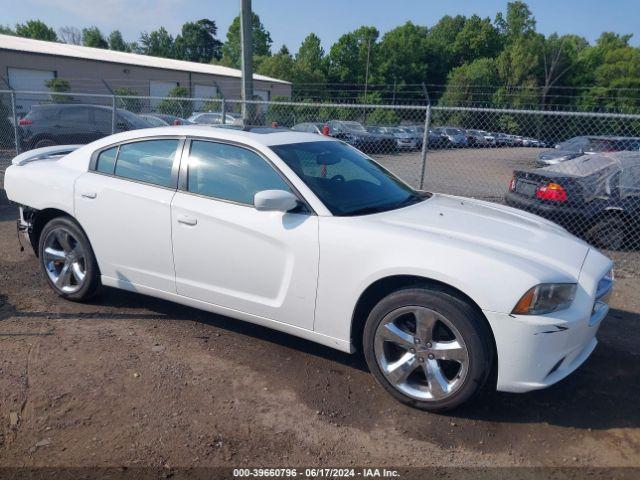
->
[240,0,253,125]
[363,36,371,104]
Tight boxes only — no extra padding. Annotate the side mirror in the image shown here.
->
[254,190,299,212]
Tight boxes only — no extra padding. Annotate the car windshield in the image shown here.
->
[341,122,367,132]
[119,110,151,129]
[270,141,428,216]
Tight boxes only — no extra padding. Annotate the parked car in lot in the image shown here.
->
[537,136,640,166]
[466,130,491,147]
[522,137,545,147]
[365,126,399,152]
[188,112,243,126]
[432,127,468,148]
[18,104,152,150]
[139,113,194,126]
[327,120,383,153]
[506,151,640,250]
[368,126,416,151]
[5,126,613,412]
[291,122,327,135]
[494,132,516,147]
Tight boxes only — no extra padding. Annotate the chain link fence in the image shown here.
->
[1,89,639,276]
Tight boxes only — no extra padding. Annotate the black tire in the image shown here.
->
[363,287,493,412]
[34,138,56,149]
[586,216,627,251]
[38,216,100,301]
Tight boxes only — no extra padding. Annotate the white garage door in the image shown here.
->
[150,81,178,107]
[193,84,218,110]
[8,68,55,116]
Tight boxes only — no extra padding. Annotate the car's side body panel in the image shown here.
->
[75,172,178,293]
[171,192,320,330]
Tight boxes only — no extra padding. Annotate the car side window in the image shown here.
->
[59,107,90,124]
[96,146,118,174]
[113,139,178,188]
[187,140,291,205]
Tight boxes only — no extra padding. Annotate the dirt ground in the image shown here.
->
[0,181,639,472]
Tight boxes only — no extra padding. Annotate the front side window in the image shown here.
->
[59,107,90,124]
[187,141,291,205]
[113,139,178,187]
[271,141,427,216]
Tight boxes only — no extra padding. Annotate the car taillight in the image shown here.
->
[536,182,567,202]
[509,176,516,191]
[19,118,33,126]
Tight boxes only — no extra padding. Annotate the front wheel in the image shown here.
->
[363,287,493,412]
[38,217,100,301]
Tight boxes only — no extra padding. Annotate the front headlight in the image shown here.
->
[512,283,577,315]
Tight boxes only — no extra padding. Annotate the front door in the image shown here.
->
[171,139,319,329]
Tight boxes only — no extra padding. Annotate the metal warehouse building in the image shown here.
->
[0,33,291,114]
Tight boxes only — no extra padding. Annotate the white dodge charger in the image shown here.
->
[4,126,614,411]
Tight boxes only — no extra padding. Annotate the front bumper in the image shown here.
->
[486,248,613,393]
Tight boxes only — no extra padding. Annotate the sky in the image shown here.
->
[1,0,638,51]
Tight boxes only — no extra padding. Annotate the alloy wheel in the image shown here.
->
[42,227,87,294]
[374,306,469,401]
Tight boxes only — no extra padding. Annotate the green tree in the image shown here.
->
[45,78,73,103]
[453,15,503,65]
[15,20,57,41]
[156,86,193,118]
[82,27,108,49]
[327,26,379,87]
[174,19,223,63]
[140,27,175,58]
[258,45,295,81]
[539,34,588,108]
[377,22,430,89]
[108,30,130,52]
[219,13,272,68]
[495,1,537,42]
[0,25,14,35]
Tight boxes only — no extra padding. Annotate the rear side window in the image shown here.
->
[59,107,90,123]
[113,139,178,187]
[187,140,290,205]
[96,146,117,174]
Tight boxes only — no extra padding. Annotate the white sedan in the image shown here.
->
[4,126,614,411]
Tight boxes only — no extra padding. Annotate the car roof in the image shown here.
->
[97,124,337,147]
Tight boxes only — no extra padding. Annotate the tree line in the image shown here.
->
[1,1,639,112]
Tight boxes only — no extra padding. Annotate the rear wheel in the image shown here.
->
[38,217,100,301]
[34,138,56,149]
[363,287,493,412]
[586,216,627,251]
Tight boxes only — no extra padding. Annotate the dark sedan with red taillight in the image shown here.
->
[505,151,640,250]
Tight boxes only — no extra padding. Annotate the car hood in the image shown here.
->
[538,149,580,161]
[371,194,590,278]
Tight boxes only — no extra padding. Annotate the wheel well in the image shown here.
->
[28,208,72,255]
[350,275,497,362]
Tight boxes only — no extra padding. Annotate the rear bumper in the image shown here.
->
[486,248,613,393]
[504,192,591,229]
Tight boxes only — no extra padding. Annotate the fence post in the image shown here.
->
[10,90,20,155]
[221,98,227,124]
[418,104,431,190]
[111,95,117,134]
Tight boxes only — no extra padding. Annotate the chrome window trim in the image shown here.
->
[89,135,185,190]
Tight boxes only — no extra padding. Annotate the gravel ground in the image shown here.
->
[0,173,639,471]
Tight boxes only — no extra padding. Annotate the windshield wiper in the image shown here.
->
[346,194,426,216]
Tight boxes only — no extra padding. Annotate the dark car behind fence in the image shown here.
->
[1,89,640,276]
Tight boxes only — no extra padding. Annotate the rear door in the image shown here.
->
[170,138,319,329]
[75,137,183,292]
[57,106,94,145]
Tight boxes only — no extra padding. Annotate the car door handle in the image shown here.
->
[80,191,97,199]
[177,215,197,226]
